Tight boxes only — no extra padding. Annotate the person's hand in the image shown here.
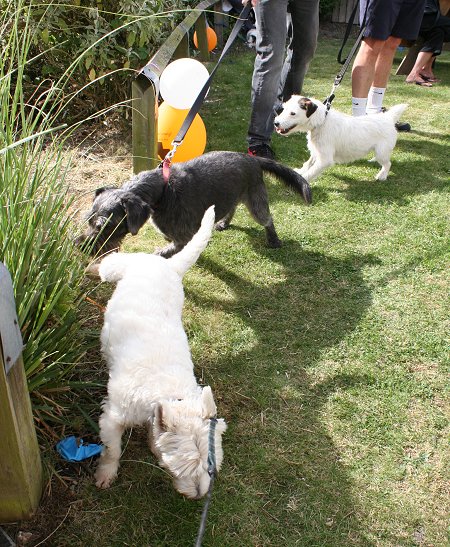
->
[242,0,258,6]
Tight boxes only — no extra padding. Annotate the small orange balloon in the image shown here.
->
[193,26,218,52]
[157,102,207,164]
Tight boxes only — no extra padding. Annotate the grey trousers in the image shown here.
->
[247,0,319,147]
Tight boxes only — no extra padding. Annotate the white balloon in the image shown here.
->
[160,58,209,110]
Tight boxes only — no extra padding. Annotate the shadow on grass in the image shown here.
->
[75,238,379,546]
[174,238,381,546]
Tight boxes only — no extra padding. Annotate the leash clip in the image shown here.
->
[323,93,335,115]
[161,143,180,183]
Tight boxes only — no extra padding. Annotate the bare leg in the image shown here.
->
[372,36,402,88]
[352,38,386,98]
[406,51,434,85]
[352,36,401,98]
[420,55,438,80]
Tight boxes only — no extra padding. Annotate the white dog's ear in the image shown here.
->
[201,386,217,418]
[98,252,129,282]
[299,97,318,118]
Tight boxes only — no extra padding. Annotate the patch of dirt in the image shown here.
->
[63,114,133,222]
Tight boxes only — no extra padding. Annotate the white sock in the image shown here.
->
[366,86,386,114]
[352,97,367,117]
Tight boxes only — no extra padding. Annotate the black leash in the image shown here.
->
[162,3,252,172]
[194,417,218,547]
[323,0,366,112]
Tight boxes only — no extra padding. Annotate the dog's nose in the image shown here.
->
[274,120,280,128]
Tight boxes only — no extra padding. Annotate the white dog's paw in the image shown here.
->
[298,171,311,182]
[294,168,306,176]
[375,171,388,181]
[95,463,118,489]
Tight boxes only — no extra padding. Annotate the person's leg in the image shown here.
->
[415,15,449,80]
[351,37,386,115]
[354,35,402,114]
[247,0,289,150]
[405,50,434,84]
[420,55,438,80]
[372,35,402,88]
[278,0,319,102]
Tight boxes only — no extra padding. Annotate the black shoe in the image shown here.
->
[380,107,411,132]
[248,143,275,160]
[395,121,411,132]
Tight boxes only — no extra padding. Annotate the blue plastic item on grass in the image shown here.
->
[56,436,103,462]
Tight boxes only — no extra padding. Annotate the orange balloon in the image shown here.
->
[157,102,206,164]
[193,26,218,52]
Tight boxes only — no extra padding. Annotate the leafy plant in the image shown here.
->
[0,0,88,402]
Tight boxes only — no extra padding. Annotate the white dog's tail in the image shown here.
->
[168,206,215,277]
[384,104,408,123]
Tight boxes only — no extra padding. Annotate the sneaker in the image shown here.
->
[395,121,411,132]
[248,143,275,160]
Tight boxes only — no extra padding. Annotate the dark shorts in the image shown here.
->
[420,12,450,55]
[360,0,427,41]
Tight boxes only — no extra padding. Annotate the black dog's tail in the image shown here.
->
[254,156,312,205]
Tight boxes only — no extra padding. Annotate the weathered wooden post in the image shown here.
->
[194,13,210,62]
[131,0,219,174]
[132,71,159,175]
[0,263,42,521]
[214,2,225,47]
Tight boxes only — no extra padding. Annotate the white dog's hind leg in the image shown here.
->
[374,145,393,181]
[375,161,391,181]
[95,410,125,488]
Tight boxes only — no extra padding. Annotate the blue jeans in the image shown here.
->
[247,0,319,147]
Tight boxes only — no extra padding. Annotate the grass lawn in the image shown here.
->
[20,34,449,546]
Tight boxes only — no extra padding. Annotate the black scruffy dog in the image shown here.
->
[78,151,312,258]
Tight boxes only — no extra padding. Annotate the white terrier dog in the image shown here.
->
[274,95,408,182]
[94,206,226,499]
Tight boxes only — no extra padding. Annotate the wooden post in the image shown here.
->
[195,13,210,62]
[173,32,190,60]
[132,73,159,174]
[214,2,225,48]
[0,263,42,522]
[130,0,219,175]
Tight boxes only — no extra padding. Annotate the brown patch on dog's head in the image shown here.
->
[299,97,318,118]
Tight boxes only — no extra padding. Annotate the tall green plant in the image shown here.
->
[0,0,87,397]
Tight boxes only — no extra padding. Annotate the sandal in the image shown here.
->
[406,78,433,87]
[420,74,440,83]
